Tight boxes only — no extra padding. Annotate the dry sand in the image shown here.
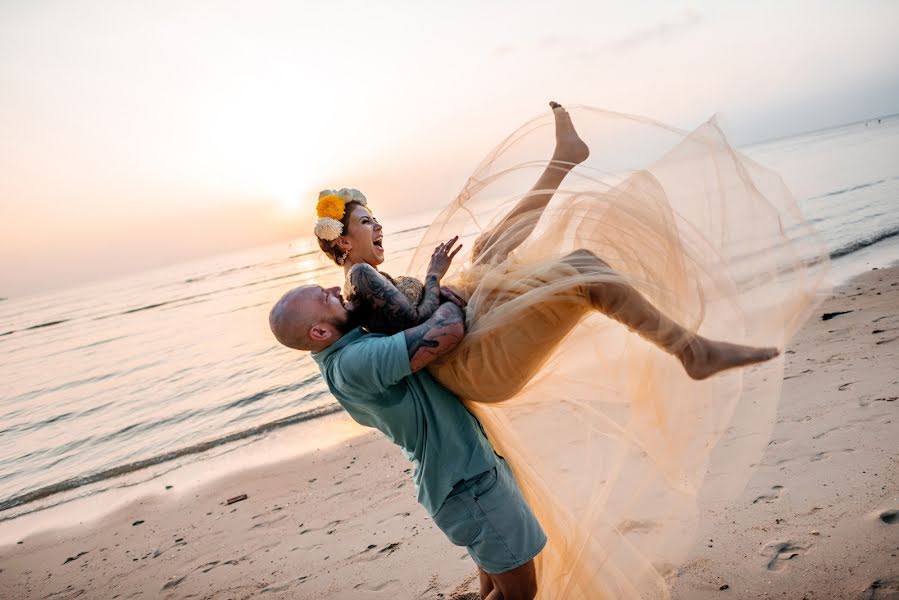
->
[1,265,897,599]
[670,265,899,600]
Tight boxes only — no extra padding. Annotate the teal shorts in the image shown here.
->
[432,457,547,574]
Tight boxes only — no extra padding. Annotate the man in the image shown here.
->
[269,284,545,600]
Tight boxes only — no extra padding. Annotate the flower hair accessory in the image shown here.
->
[313,188,368,241]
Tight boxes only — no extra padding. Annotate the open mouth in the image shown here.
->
[373,236,384,253]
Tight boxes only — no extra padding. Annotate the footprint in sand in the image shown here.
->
[376,511,412,525]
[299,519,342,535]
[761,540,810,571]
[162,575,187,590]
[263,574,311,594]
[783,368,813,380]
[809,448,855,462]
[860,576,899,600]
[812,423,856,440]
[250,513,290,529]
[752,485,784,504]
[353,579,401,592]
[352,541,403,563]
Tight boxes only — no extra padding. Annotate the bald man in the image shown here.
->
[269,285,545,600]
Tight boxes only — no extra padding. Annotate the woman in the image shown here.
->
[314,104,828,597]
[316,104,777,402]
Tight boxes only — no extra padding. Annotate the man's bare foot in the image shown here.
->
[549,101,589,166]
[680,337,780,380]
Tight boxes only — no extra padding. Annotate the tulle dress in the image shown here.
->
[350,106,830,598]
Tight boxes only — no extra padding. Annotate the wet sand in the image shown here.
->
[1,265,897,599]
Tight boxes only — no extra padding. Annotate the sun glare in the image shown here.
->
[280,196,302,212]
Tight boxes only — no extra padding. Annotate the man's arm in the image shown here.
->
[329,301,464,396]
[403,301,465,372]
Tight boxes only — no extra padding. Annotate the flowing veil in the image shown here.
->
[403,107,830,598]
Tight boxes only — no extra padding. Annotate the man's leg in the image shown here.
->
[434,462,544,600]
[478,567,496,599]
[472,102,589,264]
[482,560,537,600]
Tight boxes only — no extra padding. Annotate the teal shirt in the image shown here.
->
[312,327,499,515]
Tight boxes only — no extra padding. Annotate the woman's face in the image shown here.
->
[339,205,384,267]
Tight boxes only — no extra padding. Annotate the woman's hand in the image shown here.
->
[440,285,467,308]
[427,236,462,281]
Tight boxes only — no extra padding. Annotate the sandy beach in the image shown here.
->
[1,264,897,599]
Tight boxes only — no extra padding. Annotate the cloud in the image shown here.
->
[609,10,702,52]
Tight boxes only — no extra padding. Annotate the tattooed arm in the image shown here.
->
[327,300,465,398]
[349,264,443,333]
[349,236,463,334]
[403,301,466,372]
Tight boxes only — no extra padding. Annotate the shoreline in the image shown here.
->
[1,261,898,598]
[0,411,368,548]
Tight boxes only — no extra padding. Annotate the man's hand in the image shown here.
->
[404,301,465,372]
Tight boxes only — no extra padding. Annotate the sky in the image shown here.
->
[2,0,898,297]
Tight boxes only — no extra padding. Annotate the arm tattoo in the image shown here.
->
[405,302,466,372]
[350,264,442,334]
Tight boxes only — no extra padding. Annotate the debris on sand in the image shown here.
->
[63,551,88,565]
[821,310,853,320]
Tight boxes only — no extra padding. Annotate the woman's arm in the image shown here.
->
[349,264,442,333]
[350,236,462,334]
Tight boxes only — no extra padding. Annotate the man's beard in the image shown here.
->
[334,307,361,335]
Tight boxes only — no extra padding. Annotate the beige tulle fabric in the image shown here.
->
[394,106,829,598]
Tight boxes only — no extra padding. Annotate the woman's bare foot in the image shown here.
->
[679,337,780,380]
[549,101,589,166]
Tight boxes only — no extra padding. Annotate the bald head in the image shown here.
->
[269,284,350,352]
[269,287,314,350]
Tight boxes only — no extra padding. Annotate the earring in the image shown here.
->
[337,250,348,265]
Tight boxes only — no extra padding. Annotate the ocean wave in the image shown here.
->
[808,178,886,201]
[0,318,71,340]
[97,269,315,321]
[0,401,342,517]
[390,223,431,236]
[184,259,283,283]
[4,370,125,408]
[1,254,329,339]
[830,225,899,259]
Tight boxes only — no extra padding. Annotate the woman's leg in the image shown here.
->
[472,102,589,264]
[428,251,778,403]
[564,249,779,380]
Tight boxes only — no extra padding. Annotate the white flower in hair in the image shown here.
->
[337,188,367,206]
[314,217,344,241]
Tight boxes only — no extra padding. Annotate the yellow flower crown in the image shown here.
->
[314,188,368,241]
